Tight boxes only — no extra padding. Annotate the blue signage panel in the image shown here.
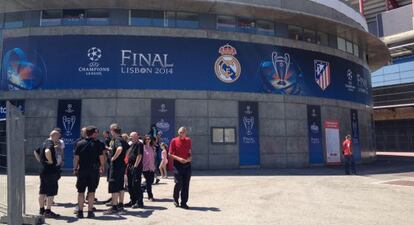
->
[151,99,175,146]
[0,100,25,121]
[56,99,81,169]
[239,101,260,166]
[1,35,371,105]
[350,109,361,161]
[307,105,324,164]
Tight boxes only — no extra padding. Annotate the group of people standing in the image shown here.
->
[34,124,192,219]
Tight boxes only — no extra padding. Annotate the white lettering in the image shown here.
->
[121,50,132,66]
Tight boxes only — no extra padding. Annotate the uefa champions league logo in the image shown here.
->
[243,105,254,136]
[62,115,76,136]
[78,47,109,76]
[271,51,290,87]
[345,69,356,92]
[87,47,102,62]
[158,104,168,113]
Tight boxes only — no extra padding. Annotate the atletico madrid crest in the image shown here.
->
[314,60,331,91]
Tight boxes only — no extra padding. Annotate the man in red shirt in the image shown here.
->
[342,134,356,175]
[169,126,192,209]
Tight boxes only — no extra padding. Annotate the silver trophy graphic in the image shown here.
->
[272,51,290,86]
[62,115,76,136]
[243,116,254,136]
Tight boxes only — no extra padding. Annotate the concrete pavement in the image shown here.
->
[22,157,414,225]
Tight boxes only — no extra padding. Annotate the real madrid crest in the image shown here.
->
[214,44,241,83]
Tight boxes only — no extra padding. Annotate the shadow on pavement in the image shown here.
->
[54,202,77,208]
[48,215,79,223]
[153,198,174,203]
[90,215,127,221]
[124,209,154,218]
[187,206,220,212]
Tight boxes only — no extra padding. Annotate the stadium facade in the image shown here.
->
[0,0,389,171]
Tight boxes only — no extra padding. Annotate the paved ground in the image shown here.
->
[20,155,414,225]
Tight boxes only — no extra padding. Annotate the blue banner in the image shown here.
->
[239,101,260,166]
[307,105,324,164]
[350,109,361,161]
[1,35,371,105]
[0,100,25,121]
[151,99,175,146]
[56,99,81,169]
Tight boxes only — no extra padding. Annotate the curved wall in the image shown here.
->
[0,0,380,171]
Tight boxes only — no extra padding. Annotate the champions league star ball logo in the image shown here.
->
[87,47,102,62]
[259,51,303,95]
[214,44,241,83]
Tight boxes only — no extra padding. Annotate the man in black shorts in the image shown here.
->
[104,123,128,214]
[73,126,105,218]
[37,130,61,218]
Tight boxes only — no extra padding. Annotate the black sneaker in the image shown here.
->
[87,211,95,218]
[132,203,144,209]
[174,201,179,207]
[124,201,134,208]
[103,207,118,215]
[117,204,126,215]
[155,178,160,184]
[180,204,189,210]
[39,208,45,215]
[76,210,84,219]
[44,210,61,218]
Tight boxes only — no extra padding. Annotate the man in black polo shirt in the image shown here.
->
[104,123,128,214]
[73,126,105,218]
[125,132,144,208]
[37,130,61,218]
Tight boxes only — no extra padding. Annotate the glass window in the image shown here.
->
[316,32,328,45]
[165,11,176,27]
[337,37,346,51]
[288,25,302,40]
[224,128,236,143]
[212,128,224,143]
[87,9,109,25]
[152,10,165,27]
[62,9,85,25]
[256,20,274,36]
[130,10,152,26]
[346,40,353,54]
[41,10,62,26]
[353,43,359,57]
[211,128,236,144]
[399,61,414,72]
[4,12,24,29]
[238,18,255,33]
[303,29,316,43]
[217,15,236,31]
[176,12,198,29]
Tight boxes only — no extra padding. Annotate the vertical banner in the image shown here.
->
[350,109,361,161]
[239,101,260,166]
[151,99,175,170]
[0,100,25,121]
[324,120,341,165]
[307,105,324,164]
[57,100,81,169]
